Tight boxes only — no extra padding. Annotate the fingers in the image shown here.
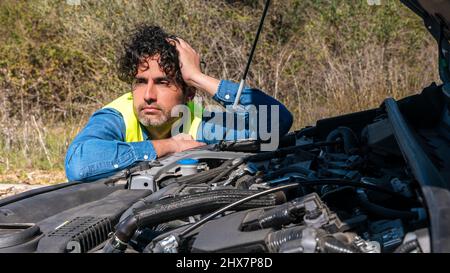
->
[166,36,202,85]
[167,37,184,48]
[171,138,206,153]
[178,38,191,49]
[170,37,198,55]
[166,37,178,47]
[182,40,198,55]
[172,133,193,141]
[184,140,206,150]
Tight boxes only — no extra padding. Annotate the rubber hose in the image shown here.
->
[357,192,417,220]
[135,189,284,227]
[263,166,313,180]
[325,127,359,154]
[266,226,305,252]
[115,189,286,243]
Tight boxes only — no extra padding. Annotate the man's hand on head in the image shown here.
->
[171,38,221,97]
[152,133,206,158]
[171,38,202,86]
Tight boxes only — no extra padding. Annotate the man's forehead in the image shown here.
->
[137,56,164,75]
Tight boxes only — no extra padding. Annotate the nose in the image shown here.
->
[143,79,157,103]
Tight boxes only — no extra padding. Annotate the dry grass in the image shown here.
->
[0,0,441,184]
[0,169,66,185]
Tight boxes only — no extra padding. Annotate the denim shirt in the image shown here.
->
[65,80,293,182]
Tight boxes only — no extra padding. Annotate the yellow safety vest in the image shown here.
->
[103,92,203,142]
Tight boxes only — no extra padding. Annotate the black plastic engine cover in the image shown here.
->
[192,209,273,253]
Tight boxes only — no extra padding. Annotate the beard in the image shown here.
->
[136,103,172,127]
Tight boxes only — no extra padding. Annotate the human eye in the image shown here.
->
[156,78,173,87]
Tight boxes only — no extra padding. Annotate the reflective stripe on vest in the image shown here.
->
[103,92,203,142]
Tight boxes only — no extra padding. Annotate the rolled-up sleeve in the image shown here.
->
[199,80,293,144]
[64,108,156,182]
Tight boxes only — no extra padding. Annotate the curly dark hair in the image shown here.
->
[117,24,191,94]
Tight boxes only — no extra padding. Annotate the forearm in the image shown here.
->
[152,138,177,157]
[188,73,221,97]
[65,139,156,182]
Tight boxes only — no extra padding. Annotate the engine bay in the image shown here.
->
[111,124,429,254]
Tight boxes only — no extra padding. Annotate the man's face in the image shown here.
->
[133,56,186,127]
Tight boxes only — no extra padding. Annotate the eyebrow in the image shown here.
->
[153,76,172,83]
[134,76,148,84]
[133,76,174,88]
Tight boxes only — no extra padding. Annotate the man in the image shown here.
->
[65,25,293,182]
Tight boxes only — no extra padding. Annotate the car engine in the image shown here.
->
[104,125,428,254]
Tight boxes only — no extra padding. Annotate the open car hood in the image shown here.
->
[402,0,450,39]
[401,0,450,83]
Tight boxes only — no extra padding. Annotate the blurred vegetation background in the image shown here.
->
[0,0,440,184]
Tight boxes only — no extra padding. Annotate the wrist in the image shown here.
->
[169,138,181,153]
[186,72,205,88]
[153,139,178,157]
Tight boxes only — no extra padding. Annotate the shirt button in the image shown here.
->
[144,155,148,160]
[113,164,119,169]
[224,94,230,100]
